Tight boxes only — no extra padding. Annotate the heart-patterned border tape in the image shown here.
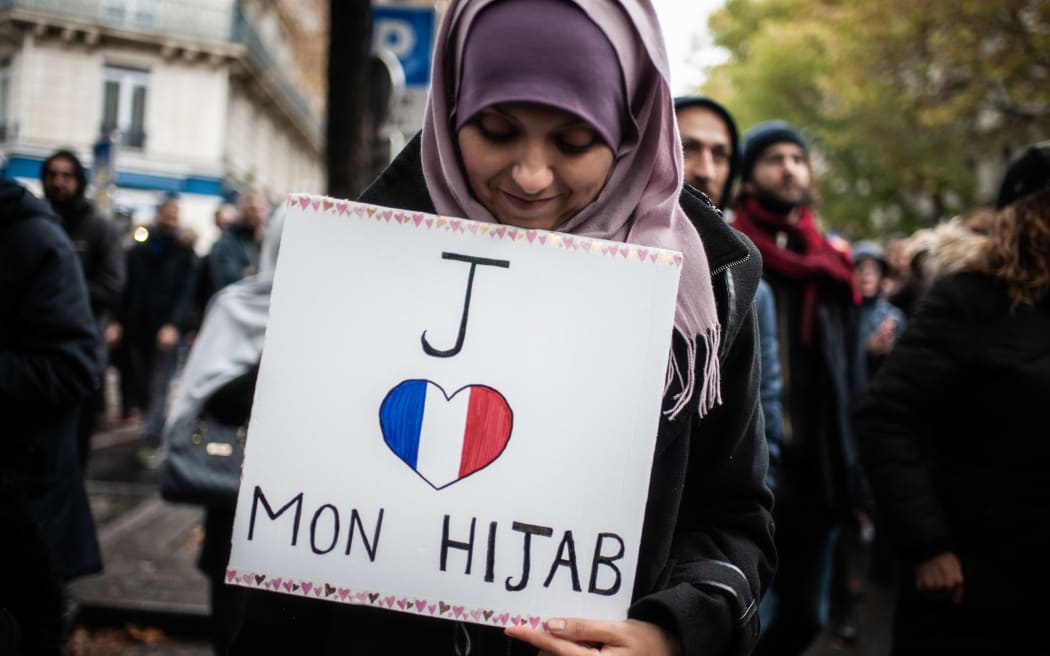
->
[284,194,685,269]
[226,568,545,629]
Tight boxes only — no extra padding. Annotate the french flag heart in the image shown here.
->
[379,380,513,490]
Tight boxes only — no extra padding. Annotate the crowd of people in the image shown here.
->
[54,167,272,472]
[1,0,1047,654]
[674,92,1049,656]
[0,149,271,653]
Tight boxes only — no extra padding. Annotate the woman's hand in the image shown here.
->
[867,316,898,355]
[915,551,964,604]
[505,617,681,656]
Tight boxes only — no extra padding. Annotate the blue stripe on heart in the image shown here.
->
[378,379,427,468]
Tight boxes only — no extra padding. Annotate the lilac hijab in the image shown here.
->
[421,0,721,418]
[454,0,626,150]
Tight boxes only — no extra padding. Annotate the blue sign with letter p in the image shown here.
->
[371,6,436,88]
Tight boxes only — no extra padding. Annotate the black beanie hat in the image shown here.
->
[673,96,740,208]
[740,120,807,182]
[996,142,1050,209]
[41,149,88,198]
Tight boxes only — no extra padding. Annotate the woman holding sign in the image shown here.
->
[231,0,774,654]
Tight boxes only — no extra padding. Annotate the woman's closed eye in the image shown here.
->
[475,114,518,143]
[554,126,602,155]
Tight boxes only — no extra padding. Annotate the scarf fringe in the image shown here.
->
[663,326,722,421]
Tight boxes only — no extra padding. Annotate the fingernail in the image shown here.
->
[546,618,566,632]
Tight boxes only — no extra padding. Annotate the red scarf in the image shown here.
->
[733,196,859,345]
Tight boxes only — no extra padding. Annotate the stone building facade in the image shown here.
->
[0,0,325,251]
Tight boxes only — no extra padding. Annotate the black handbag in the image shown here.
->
[161,412,246,508]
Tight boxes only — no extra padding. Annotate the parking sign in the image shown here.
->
[372,5,437,88]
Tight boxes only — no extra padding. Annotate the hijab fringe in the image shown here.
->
[664,326,722,421]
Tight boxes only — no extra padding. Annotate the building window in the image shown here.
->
[101,65,149,149]
[0,60,11,142]
[102,0,156,28]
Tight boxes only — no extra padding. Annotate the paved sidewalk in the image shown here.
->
[70,495,209,617]
[66,424,212,654]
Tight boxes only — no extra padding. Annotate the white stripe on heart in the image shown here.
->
[415,385,470,488]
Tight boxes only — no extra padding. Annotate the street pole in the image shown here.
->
[326,0,373,200]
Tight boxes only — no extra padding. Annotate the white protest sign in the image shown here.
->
[227,195,682,628]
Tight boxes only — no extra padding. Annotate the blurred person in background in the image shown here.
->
[674,96,738,210]
[40,149,125,469]
[163,209,284,655]
[882,235,909,298]
[208,190,269,292]
[675,95,783,493]
[1,178,101,654]
[732,120,863,656]
[214,202,236,233]
[108,197,198,464]
[824,239,907,645]
[852,240,905,386]
[887,228,940,320]
[851,239,906,591]
[191,202,240,334]
[856,142,1050,655]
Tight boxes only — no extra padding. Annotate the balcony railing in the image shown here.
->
[232,7,321,142]
[0,0,233,43]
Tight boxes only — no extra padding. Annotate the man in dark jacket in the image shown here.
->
[208,190,269,292]
[673,96,739,210]
[110,197,197,449]
[675,96,784,492]
[730,121,862,656]
[41,149,126,468]
[0,178,102,655]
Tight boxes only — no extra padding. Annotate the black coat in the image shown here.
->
[118,229,198,341]
[0,179,101,581]
[231,136,774,656]
[58,197,125,323]
[752,245,863,517]
[855,272,1050,652]
[209,224,261,292]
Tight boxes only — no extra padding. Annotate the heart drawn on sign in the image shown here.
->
[379,380,513,490]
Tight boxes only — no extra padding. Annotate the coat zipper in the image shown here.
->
[711,251,751,277]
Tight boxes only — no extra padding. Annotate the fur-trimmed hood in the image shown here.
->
[908,217,994,286]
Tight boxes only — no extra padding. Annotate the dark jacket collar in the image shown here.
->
[55,197,95,229]
[679,184,752,275]
[359,133,436,214]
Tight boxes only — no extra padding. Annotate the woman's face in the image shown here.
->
[854,258,883,299]
[456,102,615,230]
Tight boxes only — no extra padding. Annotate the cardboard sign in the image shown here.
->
[227,195,682,628]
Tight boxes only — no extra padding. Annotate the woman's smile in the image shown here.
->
[500,190,557,211]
